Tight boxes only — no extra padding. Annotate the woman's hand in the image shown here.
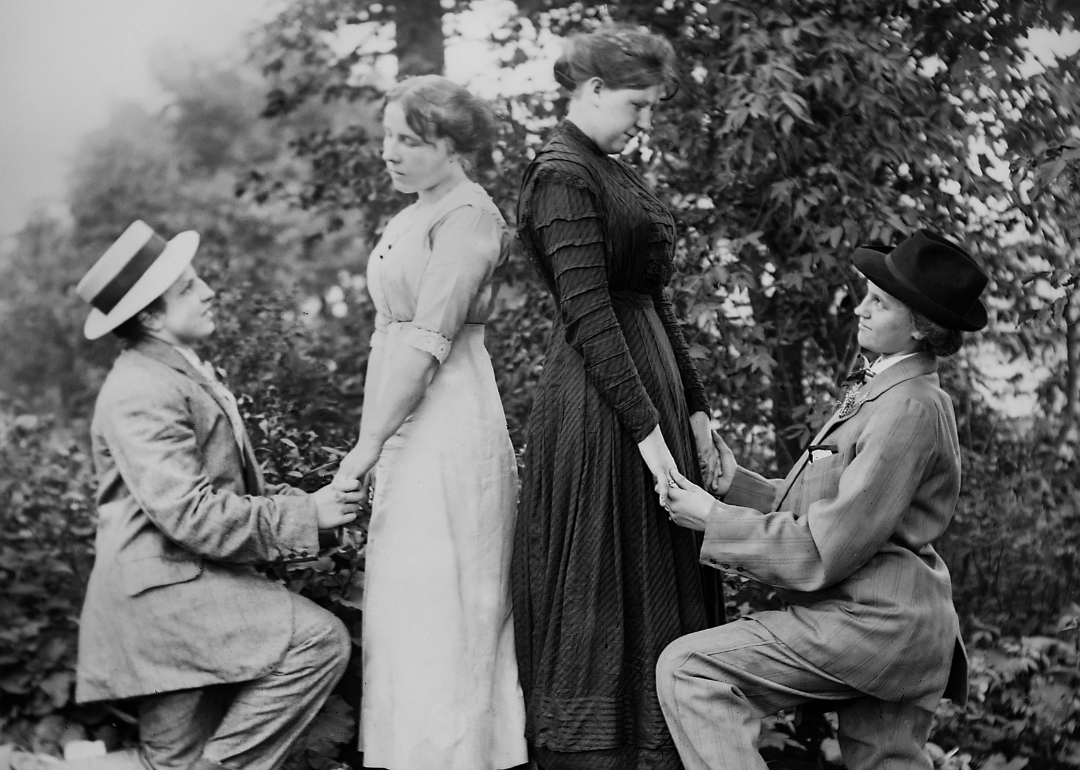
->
[335,436,382,484]
[711,430,738,498]
[637,424,679,508]
[690,411,722,491]
[666,469,720,531]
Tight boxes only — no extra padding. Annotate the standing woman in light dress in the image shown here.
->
[335,75,527,770]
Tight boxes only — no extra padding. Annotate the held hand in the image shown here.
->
[690,411,722,491]
[313,478,363,530]
[666,469,719,531]
[712,430,738,498]
[334,437,382,484]
[359,469,377,509]
[637,425,679,508]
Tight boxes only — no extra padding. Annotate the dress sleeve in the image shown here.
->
[532,179,659,442]
[653,287,710,415]
[408,205,503,363]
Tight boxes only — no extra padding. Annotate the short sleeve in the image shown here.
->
[409,205,504,363]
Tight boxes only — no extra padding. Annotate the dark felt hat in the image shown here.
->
[853,229,988,331]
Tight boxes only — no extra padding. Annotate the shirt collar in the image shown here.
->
[170,344,216,381]
[869,351,918,375]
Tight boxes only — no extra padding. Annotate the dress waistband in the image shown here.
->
[609,290,654,309]
[385,320,485,329]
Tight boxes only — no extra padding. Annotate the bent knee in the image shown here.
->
[323,614,352,674]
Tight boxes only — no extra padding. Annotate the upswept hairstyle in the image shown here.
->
[909,309,965,358]
[384,75,497,174]
[553,24,678,99]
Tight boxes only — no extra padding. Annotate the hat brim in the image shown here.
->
[853,246,987,331]
[83,231,200,340]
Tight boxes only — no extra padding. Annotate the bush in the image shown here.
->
[0,407,126,751]
[940,431,1080,637]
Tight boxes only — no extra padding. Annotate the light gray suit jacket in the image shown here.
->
[706,353,967,710]
[76,337,320,703]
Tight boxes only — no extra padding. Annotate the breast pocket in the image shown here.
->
[790,452,847,520]
[120,555,202,597]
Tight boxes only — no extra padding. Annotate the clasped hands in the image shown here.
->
[640,414,740,533]
[308,435,383,531]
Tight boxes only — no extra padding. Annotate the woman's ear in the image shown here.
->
[583,76,605,102]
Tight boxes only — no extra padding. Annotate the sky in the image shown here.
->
[0,0,284,239]
[0,1,1076,245]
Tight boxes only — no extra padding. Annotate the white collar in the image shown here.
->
[171,344,216,381]
[869,351,918,375]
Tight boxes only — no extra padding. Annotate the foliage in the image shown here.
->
[2,0,1079,766]
[939,427,1080,637]
[0,407,117,747]
[933,619,1080,770]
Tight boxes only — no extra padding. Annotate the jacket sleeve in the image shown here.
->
[701,397,938,591]
[100,379,320,565]
[529,178,659,442]
[653,287,710,415]
[723,466,780,511]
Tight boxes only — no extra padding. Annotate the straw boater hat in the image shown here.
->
[853,229,988,332]
[76,221,200,340]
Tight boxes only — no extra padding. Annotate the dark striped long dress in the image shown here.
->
[512,119,725,770]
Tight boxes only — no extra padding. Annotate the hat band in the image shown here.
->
[884,251,971,318]
[91,233,168,313]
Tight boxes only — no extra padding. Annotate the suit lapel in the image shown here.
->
[131,338,233,419]
[772,353,939,510]
[129,338,262,493]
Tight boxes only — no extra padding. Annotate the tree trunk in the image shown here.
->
[395,0,444,76]
[1062,290,1079,440]
[772,335,806,475]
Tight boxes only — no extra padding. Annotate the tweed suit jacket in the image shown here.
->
[75,337,320,704]
[706,353,968,710]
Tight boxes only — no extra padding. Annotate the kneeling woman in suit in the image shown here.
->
[659,229,987,770]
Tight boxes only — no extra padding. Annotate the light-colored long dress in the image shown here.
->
[359,178,527,770]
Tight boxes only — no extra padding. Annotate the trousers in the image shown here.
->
[12,593,349,770]
[656,618,936,770]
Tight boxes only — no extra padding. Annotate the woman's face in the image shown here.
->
[855,280,921,356]
[381,100,456,195]
[584,81,663,154]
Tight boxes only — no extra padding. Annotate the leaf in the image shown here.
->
[778,91,809,121]
[978,754,1028,770]
[38,671,73,709]
[302,695,355,757]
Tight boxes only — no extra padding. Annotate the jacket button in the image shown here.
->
[722,563,731,569]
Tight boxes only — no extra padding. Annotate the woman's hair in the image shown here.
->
[553,25,678,98]
[909,308,965,358]
[112,296,165,341]
[384,75,497,174]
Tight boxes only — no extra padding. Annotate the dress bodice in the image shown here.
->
[517,120,676,298]
[367,179,509,360]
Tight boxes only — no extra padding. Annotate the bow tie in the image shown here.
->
[842,366,875,386]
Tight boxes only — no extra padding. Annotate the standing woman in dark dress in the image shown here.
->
[512,26,725,770]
